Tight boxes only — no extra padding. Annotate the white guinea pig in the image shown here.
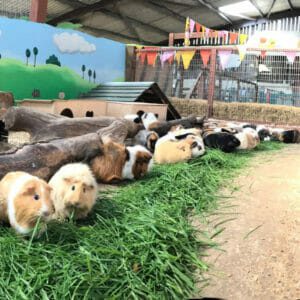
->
[0,171,54,235]
[49,163,98,221]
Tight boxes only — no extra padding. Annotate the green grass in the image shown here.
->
[0,58,96,100]
[0,142,283,299]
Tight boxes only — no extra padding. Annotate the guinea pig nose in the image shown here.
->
[42,211,50,217]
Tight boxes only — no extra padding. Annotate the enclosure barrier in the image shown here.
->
[133,46,300,119]
[171,97,300,126]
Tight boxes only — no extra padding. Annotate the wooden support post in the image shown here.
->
[30,0,48,23]
[169,33,175,46]
[207,48,217,118]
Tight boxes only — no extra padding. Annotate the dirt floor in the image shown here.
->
[198,145,300,300]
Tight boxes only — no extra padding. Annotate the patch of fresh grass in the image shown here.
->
[0,142,283,299]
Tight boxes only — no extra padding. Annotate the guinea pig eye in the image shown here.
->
[83,187,86,193]
[33,194,39,201]
[71,186,75,191]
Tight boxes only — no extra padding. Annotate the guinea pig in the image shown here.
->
[0,171,54,235]
[203,132,241,153]
[133,130,159,153]
[87,141,153,183]
[235,127,260,150]
[154,134,205,164]
[124,110,144,124]
[256,125,271,141]
[271,129,300,143]
[48,163,98,221]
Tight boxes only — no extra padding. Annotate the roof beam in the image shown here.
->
[81,25,156,45]
[287,0,294,10]
[47,0,118,25]
[144,0,186,23]
[248,0,265,17]
[100,9,168,36]
[267,0,277,18]
[195,0,233,24]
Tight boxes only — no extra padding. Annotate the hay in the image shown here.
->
[171,98,300,126]
[8,131,31,146]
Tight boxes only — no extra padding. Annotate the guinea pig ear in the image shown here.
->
[125,148,130,161]
[136,152,152,163]
[133,117,141,124]
[136,110,144,118]
[63,177,72,183]
[22,183,36,196]
[154,113,159,119]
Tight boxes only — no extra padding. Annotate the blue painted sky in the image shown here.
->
[0,17,125,82]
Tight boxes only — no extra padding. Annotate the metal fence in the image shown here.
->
[134,46,300,108]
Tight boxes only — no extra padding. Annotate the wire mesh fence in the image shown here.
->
[0,0,31,19]
[135,47,300,108]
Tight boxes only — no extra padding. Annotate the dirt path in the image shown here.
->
[198,145,300,300]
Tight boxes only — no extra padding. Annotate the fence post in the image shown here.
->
[207,48,217,118]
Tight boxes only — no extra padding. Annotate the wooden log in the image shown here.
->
[2,107,141,142]
[0,120,131,181]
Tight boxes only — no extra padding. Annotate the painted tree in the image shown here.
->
[88,69,92,82]
[33,47,38,67]
[46,55,61,67]
[93,70,96,83]
[81,65,86,79]
[25,49,31,66]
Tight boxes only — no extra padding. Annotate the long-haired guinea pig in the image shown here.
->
[271,128,300,143]
[203,132,241,153]
[154,134,205,164]
[133,130,159,153]
[0,171,54,235]
[48,163,98,221]
[86,141,153,183]
[235,127,260,150]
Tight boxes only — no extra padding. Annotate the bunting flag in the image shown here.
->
[205,27,210,38]
[260,50,267,59]
[239,34,248,45]
[229,32,238,44]
[190,18,195,33]
[140,52,146,64]
[218,50,232,70]
[175,51,182,64]
[237,45,247,62]
[285,51,298,64]
[184,17,190,46]
[200,49,211,67]
[195,23,201,33]
[181,50,196,70]
[146,51,158,66]
[160,50,176,66]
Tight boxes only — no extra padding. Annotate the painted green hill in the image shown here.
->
[0,58,96,100]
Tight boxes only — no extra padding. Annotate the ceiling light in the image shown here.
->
[219,0,258,16]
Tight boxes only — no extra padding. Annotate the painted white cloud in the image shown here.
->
[0,30,2,37]
[53,32,96,54]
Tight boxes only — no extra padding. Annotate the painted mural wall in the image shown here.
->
[0,17,125,100]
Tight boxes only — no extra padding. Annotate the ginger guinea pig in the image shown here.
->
[48,163,98,221]
[0,171,54,235]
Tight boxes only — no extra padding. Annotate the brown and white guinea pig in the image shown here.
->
[271,128,300,143]
[48,163,98,221]
[86,141,153,183]
[154,134,205,164]
[0,171,54,235]
[235,127,260,150]
[132,130,159,153]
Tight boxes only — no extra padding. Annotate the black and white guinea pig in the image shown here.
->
[124,110,145,124]
[203,132,241,153]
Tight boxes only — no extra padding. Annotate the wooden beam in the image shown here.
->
[195,0,233,24]
[81,25,156,45]
[30,0,48,23]
[267,0,277,18]
[47,0,117,26]
[100,9,169,36]
[287,0,294,10]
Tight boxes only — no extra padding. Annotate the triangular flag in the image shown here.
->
[147,51,158,66]
[205,28,210,38]
[286,51,297,64]
[261,50,266,59]
[229,32,238,44]
[195,23,201,33]
[237,45,247,62]
[175,51,182,64]
[239,34,248,45]
[181,50,196,70]
[200,49,211,67]
[140,52,146,64]
[202,26,206,34]
[160,50,175,67]
[190,18,195,33]
[218,50,232,70]
[135,45,143,50]
[168,55,174,64]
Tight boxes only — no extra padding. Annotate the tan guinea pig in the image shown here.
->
[0,171,54,235]
[48,163,98,221]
